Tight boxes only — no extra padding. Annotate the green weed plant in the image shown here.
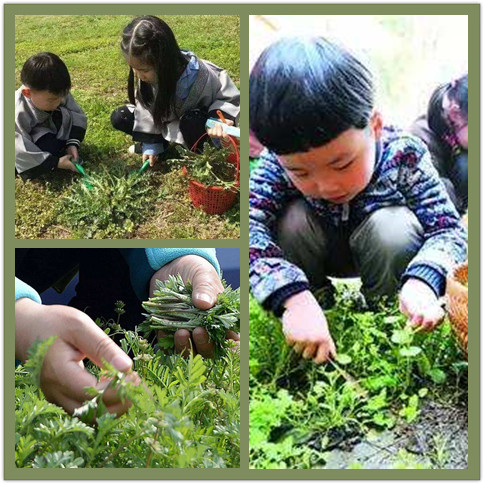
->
[60,162,158,239]
[15,313,240,468]
[249,284,467,469]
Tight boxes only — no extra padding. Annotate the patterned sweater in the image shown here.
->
[249,127,468,314]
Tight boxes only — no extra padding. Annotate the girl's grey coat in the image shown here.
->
[133,56,240,147]
[15,87,87,174]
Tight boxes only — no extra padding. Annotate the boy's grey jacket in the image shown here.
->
[132,54,240,147]
[249,127,468,313]
[15,87,87,174]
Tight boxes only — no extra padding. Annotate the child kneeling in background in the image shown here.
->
[111,16,240,167]
[249,37,467,364]
[15,52,87,179]
[410,74,468,215]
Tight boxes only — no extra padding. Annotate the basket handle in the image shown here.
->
[190,132,240,184]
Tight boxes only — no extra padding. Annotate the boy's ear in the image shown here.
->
[21,88,32,98]
[369,111,383,140]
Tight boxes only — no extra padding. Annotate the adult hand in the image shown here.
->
[150,255,240,358]
[282,290,337,364]
[15,298,139,416]
[142,153,158,167]
[58,154,77,172]
[66,145,79,163]
[399,278,445,331]
[206,119,234,141]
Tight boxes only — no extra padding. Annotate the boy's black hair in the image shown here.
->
[249,37,374,155]
[121,15,187,130]
[428,74,468,139]
[20,52,71,95]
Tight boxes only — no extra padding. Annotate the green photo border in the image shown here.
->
[5,3,479,480]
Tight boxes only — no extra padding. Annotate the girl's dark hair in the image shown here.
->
[20,52,71,95]
[249,37,374,155]
[427,74,468,139]
[121,15,187,129]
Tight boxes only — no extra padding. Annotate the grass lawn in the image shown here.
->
[249,283,468,469]
[15,15,240,239]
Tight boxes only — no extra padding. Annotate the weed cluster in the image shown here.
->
[249,284,468,469]
[16,318,240,468]
[59,162,158,239]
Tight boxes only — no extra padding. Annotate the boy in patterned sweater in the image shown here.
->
[249,37,467,364]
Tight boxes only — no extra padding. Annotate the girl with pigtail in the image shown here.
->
[111,16,240,167]
[410,74,468,215]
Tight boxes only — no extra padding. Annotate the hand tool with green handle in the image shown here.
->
[74,161,93,189]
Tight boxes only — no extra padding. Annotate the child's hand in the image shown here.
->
[66,145,79,163]
[399,278,445,331]
[15,298,139,416]
[282,290,337,364]
[142,153,158,167]
[58,154,77,172]
[207,119,234,141]
[149,255,240,358]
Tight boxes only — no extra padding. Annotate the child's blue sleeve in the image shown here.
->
[15,277,41,304]
[119,249,220,301]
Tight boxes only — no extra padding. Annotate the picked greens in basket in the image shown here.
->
[139,274,240,357]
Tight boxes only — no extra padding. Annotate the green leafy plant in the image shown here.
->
[249,281,468,469]
[174,143,238,189]
[59,162,158,239]
[139,274,240,358]
[15,310,240,468]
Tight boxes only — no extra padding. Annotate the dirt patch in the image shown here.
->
[321,399,467,469]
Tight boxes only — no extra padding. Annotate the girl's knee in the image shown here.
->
[180,109,209,150]
[110,105,135,133]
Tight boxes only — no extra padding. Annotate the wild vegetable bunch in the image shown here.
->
[139,274,240,357]
[174,143,237,189]
[61,162,156,238]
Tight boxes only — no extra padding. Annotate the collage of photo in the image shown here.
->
[10,6,473,478]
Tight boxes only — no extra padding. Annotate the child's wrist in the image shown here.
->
[284,290,316,310]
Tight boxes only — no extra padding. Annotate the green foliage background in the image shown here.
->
[16,327,240,468]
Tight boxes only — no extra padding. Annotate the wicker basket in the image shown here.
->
[184,134,240,215]
[446,261,468,358]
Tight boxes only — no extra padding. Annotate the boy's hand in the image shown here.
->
[142,154,158,167]
[58,154,77,172]
[207,119,234,141]
[150,255,240,358]
[66,145,79,163]
[15,299,139,416]
[399,278,445,331]
[282,290,337,364]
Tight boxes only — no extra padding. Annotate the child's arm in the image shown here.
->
[62,93,87,155]
[249,152,309,314]
[119,248,220,301]
[205,61,240,125]
[395,136,467,328]
[15,277,137,416]
[15,113,74,178]
[397,136,467,295]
